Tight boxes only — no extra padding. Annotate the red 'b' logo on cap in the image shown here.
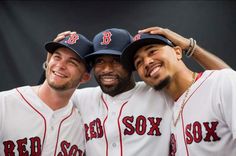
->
[101,31,112,45]
[65,34,79,45]
[133,34,141,41]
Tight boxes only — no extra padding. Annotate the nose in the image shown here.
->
[56,60,67,69]
[144,57,154,69]
[101,63,113,73]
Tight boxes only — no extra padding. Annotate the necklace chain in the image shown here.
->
[173,72,196,127]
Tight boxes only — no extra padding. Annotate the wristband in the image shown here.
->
[185,38,197,58]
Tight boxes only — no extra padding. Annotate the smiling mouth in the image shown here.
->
[53,71,67,78]
[146,64,162,77]
[100,75,118,85]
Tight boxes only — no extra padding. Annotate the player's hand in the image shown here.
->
[53,31,77,42]
[138,26,190,51]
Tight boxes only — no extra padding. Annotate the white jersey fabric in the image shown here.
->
[0,86,85,156]
[170,69,236,156]
[73,81,173,156]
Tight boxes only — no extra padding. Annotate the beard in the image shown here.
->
[153,76,171,91]
[95,73,132,97]
[46,72,81,91]
[48,81,68,90]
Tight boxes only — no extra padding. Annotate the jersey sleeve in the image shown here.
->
[217,69,236,139]
[71,89,81,109]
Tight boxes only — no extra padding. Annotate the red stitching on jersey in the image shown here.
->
[180,71,215,156]
[117,101,128,156]
[181,113,189,156]
[101,95,109,156]
[101,94,128,156]
[54,107,75,156]
[16,88,47,155]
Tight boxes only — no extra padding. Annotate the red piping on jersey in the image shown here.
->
[195,72,203,81]
[117,101,128,156]
[180,71,214,156]
[101,95,128,156]
[101,95,109,156]
[16,88,47,155]
[181,113,189,156]
[54,107,75,156]
[174,72,203,102]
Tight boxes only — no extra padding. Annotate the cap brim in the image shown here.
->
[85,49,122,62]
[44,42,83,59]
[121,38,173,70]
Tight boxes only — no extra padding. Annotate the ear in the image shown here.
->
[173,46,183,60]
[80,72,91,84]
[46,52,52,64]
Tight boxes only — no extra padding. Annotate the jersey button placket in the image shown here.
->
[50,114,56,131]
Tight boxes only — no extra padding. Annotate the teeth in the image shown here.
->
[103,78,115,82]
[100,75,117,84]
[53,71,66,78]
[150,67,160,77]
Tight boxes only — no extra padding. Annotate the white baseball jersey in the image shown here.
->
[170,69,236,156]
[73,81,173,156]
[0,86,85,156]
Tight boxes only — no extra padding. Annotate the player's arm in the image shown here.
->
[138,27,230,70]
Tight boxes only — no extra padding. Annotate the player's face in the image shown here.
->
[93,55,133,96]
[134,44,181,90]
[46,47,89,91]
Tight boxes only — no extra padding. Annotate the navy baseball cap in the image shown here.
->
[121,33,174,70]
[45,33,93,72]
[85,28,133,64]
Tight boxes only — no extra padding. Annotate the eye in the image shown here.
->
[52,54,61,60]
[134,59,142,69]
[112,57,121,64]
[149,49,157,55]
[94,58,104,65]
[68,59,80,67]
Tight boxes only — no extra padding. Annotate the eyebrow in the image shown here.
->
[144,45,155,51]
[54,51,81,63]
[134,45,155,61]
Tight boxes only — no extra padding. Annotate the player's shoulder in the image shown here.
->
[204,68,236,80]
[0,86,29,98]
[201,69,236,90]
[75,86,101,94]
[135,81,162,92]
[217,68,236,76]
[73,86,102,100]
[0,86,32,108]
[134,81,166,97]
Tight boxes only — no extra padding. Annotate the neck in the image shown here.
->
[164,69,196,100]
[109,76,136,97]
[37,81,76,110]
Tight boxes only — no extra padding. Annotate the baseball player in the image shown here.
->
[73,28,173,156]
[0,33,92,155]
[121,28,236,155]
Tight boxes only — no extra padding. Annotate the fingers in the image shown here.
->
[56,31,73,37]
[138,26,190,51]
[138,26,164,34]
[53,31,77,42]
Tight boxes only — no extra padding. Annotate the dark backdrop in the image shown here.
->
[0,0,235,91]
